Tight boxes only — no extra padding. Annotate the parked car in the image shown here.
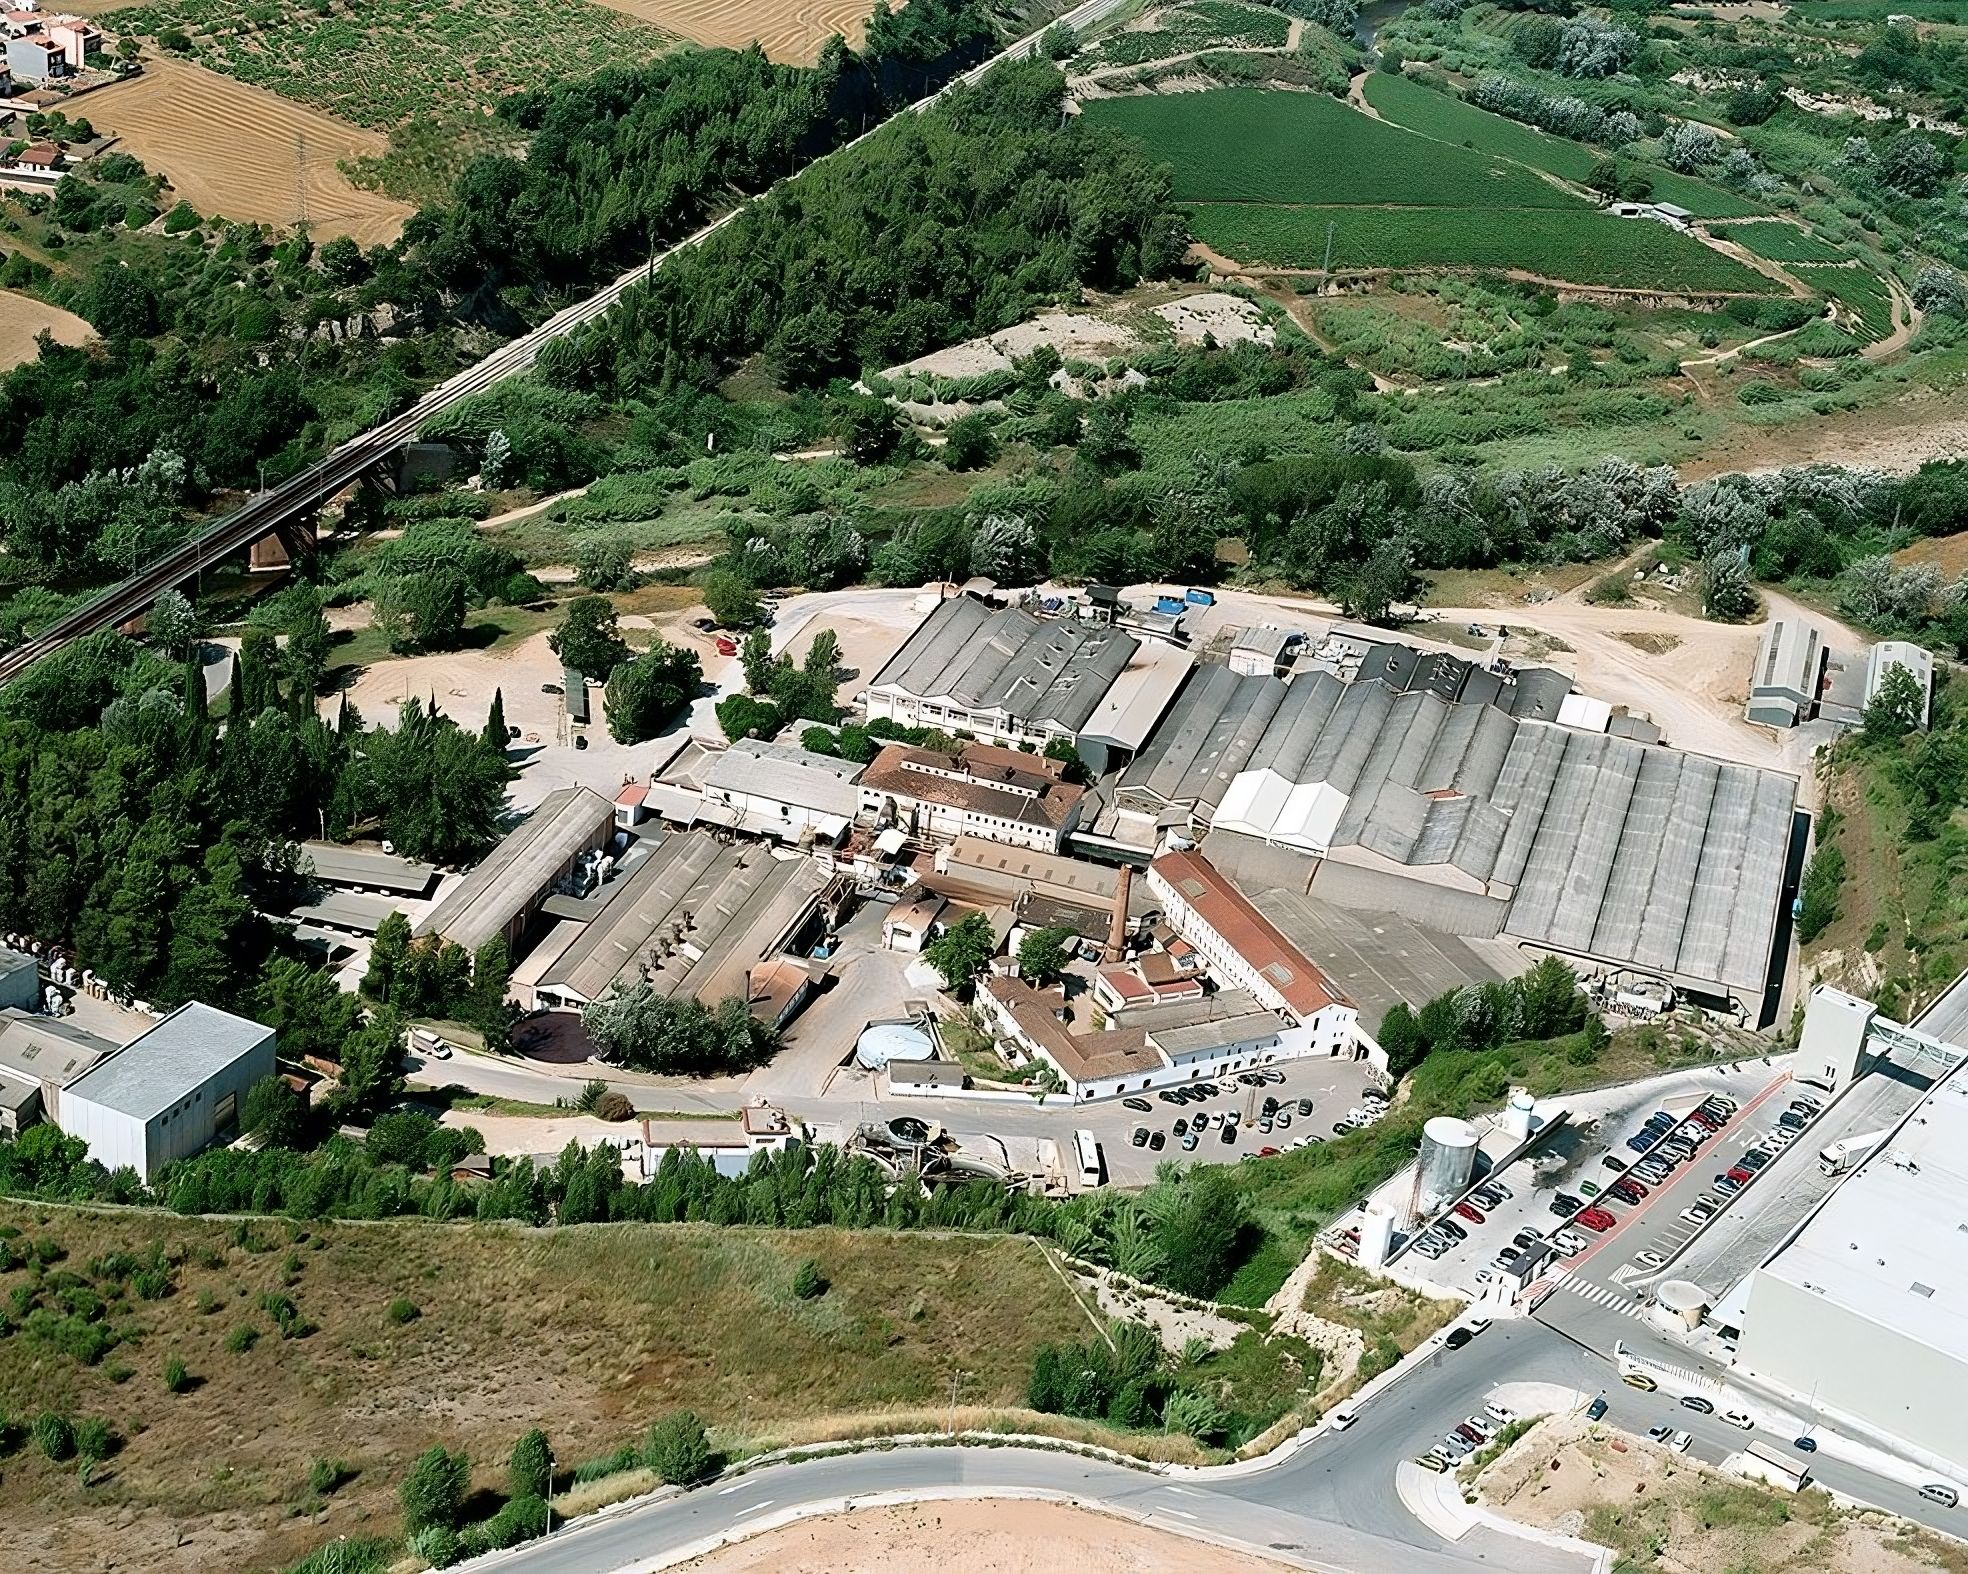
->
[1679,1395,1715,1415]
[1276,1111,1293,1129]
[1413,1454,1448,1473]
[1149,1130,1166,1151]
[1678,1206,1713,1225]
[1601,1154,1629,1172]
[1919,1484,1959,1508]
[1550,1232,1587,1256]
[1297,1098,1314,1116]
[1454,1201,1486,1224]
[1444,1327,1475,1350]
[1647,1424,1674,1443]
[1741,1151,1770,1170]
[1437,1219,1467,1241]
[1485,1402,1519,1426]
[1123,1097,1152,1113]
[1454,1422,1486,1445]
[1157,1090,1182,1105]
[1777,1110,1806,1131]
[1576,1208,1617,1231]
[1240,1073,1265,1087]
[1220,1124,1236,1144]
[1181,1133,1199,1150]
[1263,1069,1288,1084]
[1794,1436,1818,1453]
[1586,1395,1609,1421]
[1671,1431,1693,1453]
[1258,1145,1279,1156]
[1622,1371,1658,1391]
[1130,1127,1149,1147]
[1722,1409,1753,1430]
[1511,1228,1543,1249]
[1726,1165,1753,1184]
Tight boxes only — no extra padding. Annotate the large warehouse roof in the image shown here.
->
[1124,668,1797,994]
[1755,1065,1968,1358]
[702,738,862,818]
[415,786,614,953]
[63,1004,272,1121]
[298,841,437,897]
[539,831,826,1005]
[869,594,1138,733]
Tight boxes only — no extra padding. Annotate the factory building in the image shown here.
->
[415,787,616,957]
[1734,1061,1968,1479]
[0,1009,113,1136]
[1107,657,1800,1013]
[56,1003,276,1182]
[858,741,1087,854]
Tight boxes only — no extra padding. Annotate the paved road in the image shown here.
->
[482,1321,1599,1574]
[0,0,1135,687]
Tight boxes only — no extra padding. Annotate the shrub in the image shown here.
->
[33,1411,74,1462]
[408,1526,462,1570]
[593,1091,634,1122]
[509,1428,552,1501]
[74,1416,115,1463]
[386,1297,421,1326]
[164,1354,191,1393]
[225,1323,258,1354]
[791,1259,829,1299]
[399,1445,471,1534]
[309,1457,350,1495]
[642,1410,715,1486]
[469,1492,548,1552]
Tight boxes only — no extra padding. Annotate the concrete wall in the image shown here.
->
[1736,1268,1968,1478]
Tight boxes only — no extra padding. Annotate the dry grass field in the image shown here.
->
[0,1203,1091,1571]
[590,0,886,61]
[0,288,92,370]
[82,57,413,244]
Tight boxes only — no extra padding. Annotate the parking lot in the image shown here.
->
[804,1053,1382,1189]
[1392,1060,1784,1303]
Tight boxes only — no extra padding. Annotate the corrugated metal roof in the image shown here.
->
[298,841,437,896]
[62,1003,273,1121]
[415,787,614,953]
[702,738,862,819]
[870,594,1138,733]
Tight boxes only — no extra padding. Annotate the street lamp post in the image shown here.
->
[545,1449,555,1536]
[949,1369,969,1436]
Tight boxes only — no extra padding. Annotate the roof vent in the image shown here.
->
[1913,1282,1937,1298]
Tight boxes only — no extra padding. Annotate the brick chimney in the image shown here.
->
[1105,865,1132,963]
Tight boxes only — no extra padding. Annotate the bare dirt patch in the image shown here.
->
[1893,530,1968,580]
[84,57,412,244]
[0,287,91,369]
[1477,1413,1960,1574]
[0,1204,1089,1571]
[1677,389,1968,481]
[679,1496,1298,1573]
[589,0,889,61]
[1614,631,1683,655]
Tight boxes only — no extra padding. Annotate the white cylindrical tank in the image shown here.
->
[1653,1279,1708,1331]
[1419,1116,1480,1204]
[1502,1088,1535,1142]
[1357,1203,1395,1269]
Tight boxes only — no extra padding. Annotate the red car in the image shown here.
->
[1576,1208,1618,1232]
[1689,1111,1723,1130]
[1726,1165,1752,1184]
[1611,1179,1647,1202]
[1454,1201,1486,1224]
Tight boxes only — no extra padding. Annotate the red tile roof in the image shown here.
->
[860,742,1085,830]
[1150,848,1351,1019]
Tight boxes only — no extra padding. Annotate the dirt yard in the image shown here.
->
[1477,1413,1968,1574]
[84,57,412,244]
[0,1204,1090,1571]
[681,1497,1298,1573]
[1677,389,1968,481]
[0,287,91,369]
[587,0,886,61]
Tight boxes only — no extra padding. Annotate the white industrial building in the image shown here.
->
[0,948,37,1012]
[56,1003,276,1182]
[697,737,862,846]
[1734,1060,1968,1479]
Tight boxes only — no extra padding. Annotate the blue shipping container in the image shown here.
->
[1185,588,1216,606]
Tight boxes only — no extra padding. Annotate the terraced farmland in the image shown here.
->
[1710,221,1851,264]
[1088,87,1775,293]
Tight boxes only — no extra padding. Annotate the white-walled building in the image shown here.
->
[1147,847,1360,1056]
[57,1003,276,1181]
[698,737,862,846]
[858,741,1086,853]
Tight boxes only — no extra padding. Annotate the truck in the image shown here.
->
[1819,1128,1888,1176]
[1736,1439,1811,1492]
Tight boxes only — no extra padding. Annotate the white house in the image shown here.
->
[1147,847,1360,1056]
[857,741,1086,854]
[57,1003,276,1181]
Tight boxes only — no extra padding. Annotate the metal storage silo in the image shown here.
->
[1419,1116,1480,1206]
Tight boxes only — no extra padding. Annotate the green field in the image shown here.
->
[1711,221,1851,264]
[1083,87,1574,208]
[1361,72,1766,218]
[1189,204,1773,291]
[1792,262,1897,338]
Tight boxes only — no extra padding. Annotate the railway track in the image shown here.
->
[0,0,1125,689]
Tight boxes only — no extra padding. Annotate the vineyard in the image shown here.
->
[1192,204,1775,292]
[1077,0,1292,69]
[588,0,884,62]
[107,0,679,195]
[1360,71,1764,220]
[1087,88,1776,293]
[1084,88,1573,208]
[1710,221,1852,265]
[83,56,414,241]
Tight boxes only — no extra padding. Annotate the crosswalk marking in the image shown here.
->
[1556,1275,1642,1316]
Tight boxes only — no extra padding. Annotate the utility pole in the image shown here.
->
[948,1369,968,1435]
[1319,221,1337,289]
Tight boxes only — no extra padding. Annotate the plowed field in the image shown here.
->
[590,0,887,61]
